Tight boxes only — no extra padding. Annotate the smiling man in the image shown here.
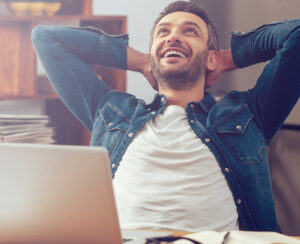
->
[151,12,215,92]
[150,12,210,92]
[32,1,300,232]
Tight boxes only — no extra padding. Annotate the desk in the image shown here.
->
[142,229,300,241]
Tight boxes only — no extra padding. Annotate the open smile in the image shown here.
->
[160,47,189,59]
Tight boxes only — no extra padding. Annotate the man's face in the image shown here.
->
[150,11,210,90]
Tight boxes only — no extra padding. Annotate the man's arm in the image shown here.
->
[231,19,300,142]
[32,25,129,131]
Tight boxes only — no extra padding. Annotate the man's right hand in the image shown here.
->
[127,47,158,91]
[141,54,158,90]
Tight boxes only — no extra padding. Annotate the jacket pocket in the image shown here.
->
[91,103,129,153]
[213,106,267,164]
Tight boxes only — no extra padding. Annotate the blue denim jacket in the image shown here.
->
[32,19,300,232]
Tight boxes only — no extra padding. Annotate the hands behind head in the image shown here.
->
[126,47,159,91]
[205,49,237,89]
[142,54,159,91]
[140,50,236,91]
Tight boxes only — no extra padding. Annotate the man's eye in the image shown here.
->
[158,29,168,35]
[185,29,197,35]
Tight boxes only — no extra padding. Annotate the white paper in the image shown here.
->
[174,230,300,244]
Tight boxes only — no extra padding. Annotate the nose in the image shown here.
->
[166,30,182,44]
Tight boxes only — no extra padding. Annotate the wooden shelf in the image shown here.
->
[57,0,92,15]
[0,15,127,22]
[0,94,58,100]
[0,13,127,145]
[2,0,92,16]
[0,15,127,99]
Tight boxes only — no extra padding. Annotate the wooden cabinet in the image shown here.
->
[0,4,127,145]
[57,0,93,15]
[0,15,127,99]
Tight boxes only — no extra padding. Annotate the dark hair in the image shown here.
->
[150,0,219,50]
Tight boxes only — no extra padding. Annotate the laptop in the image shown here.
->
[0,143,170,244]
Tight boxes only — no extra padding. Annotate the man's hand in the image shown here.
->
[127,47,158,90]
[141,54,158,90]
[205,49,238,89]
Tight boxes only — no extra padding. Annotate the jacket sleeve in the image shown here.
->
[32,25,128,131]
[230,19,300,142]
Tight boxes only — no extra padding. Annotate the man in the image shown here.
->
[32,1,299,232]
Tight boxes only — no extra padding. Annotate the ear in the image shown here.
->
[148,63,152,72]
[206,50,220,71]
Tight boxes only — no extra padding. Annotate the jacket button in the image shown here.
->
[112,164,116,168]
[190,120,195,123]
[224,168,229,173]
[128,132,133,138]
[151,111,156,115]
[108,122,113,127]
[190,104,195,108]
[236,125,242,131]
[237,199,242,204]
[204,138,211,143]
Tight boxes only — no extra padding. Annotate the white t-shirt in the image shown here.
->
[113,105,238,232]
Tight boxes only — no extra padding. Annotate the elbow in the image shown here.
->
[31,25,46,47]
[31,25,56,51]
[283,26,300,53]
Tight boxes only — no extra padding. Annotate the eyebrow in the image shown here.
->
[183,21,202,32]
[156,22,171,29]
[155,21,202,33]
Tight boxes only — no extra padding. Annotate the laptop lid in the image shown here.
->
[0,143,122,244]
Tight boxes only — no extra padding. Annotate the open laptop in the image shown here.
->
[0,143,170,244]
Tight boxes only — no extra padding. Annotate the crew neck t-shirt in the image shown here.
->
[113,105,239,231]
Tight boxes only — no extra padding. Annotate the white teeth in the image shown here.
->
[164,50,187,58]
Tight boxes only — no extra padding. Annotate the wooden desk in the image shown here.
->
[142,229,300,241]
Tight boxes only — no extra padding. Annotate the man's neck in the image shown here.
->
[158,82,205,108]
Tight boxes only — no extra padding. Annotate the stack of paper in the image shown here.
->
[0,114,55,144]
[175,230,300,244]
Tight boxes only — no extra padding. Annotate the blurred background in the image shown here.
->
[0,0,299,235]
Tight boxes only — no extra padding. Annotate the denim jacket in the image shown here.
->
[32,19,300,232]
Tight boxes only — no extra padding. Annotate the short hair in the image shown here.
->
[150,0,219,50]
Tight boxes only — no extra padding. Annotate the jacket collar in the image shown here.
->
[148,92,216,112]
[197,92,216,113]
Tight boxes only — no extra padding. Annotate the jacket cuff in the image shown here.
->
[73,26,129,70]
[100,32,129,70]
[230,31,258,68]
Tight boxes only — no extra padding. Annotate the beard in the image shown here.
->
[150,50,208,91]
